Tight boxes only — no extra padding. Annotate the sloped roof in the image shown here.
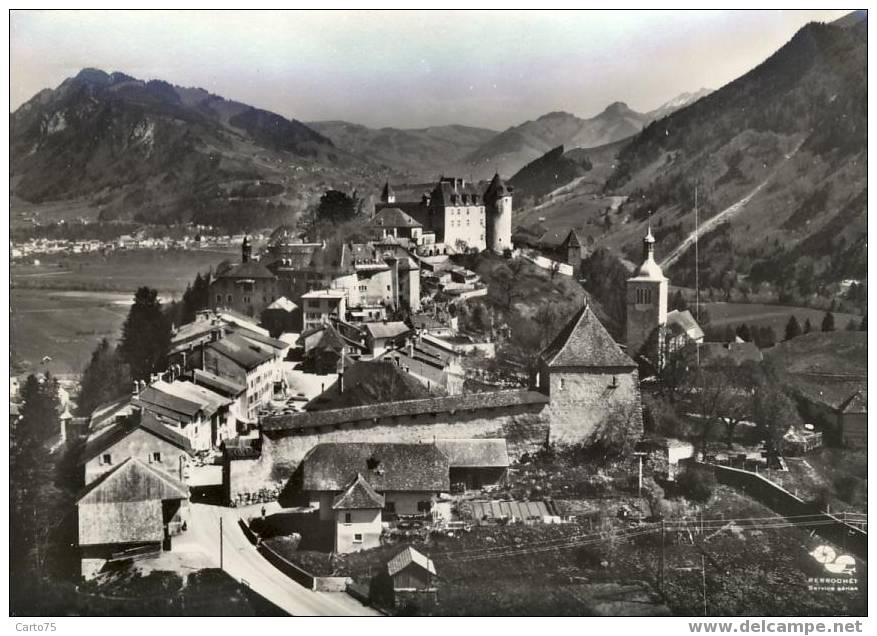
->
[388,547,436,577]
[541,303,635,368]
[230,326,290,351]
[302,443,450,492]
[77,457,188,504]
[371,207,423,228]
[838,390,867,414]
[137,384,203,418]
[433,439,509,468]
[305,360,437,412]
[484,172,512,202]
[666,309,704,341]
[79,412,192,465]
[332,473,385,510]
[364,321,411,340]
[159,380,231,418]
[564,228,583,248]
[263,390,549,432]
[208,334,275,370]
[192,369,246,397]
[267,296,298,312]
[216,260,276,280]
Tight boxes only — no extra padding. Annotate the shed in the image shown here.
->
[433,439,509,490]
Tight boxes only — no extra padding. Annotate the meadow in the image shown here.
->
[702,301,860,335]
[11,247,237,375]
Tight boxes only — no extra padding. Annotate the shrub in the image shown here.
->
[676,466,716,503]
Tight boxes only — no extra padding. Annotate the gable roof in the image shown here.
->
[371,207,423,228]
[192,369,246,397]
[305,360,437,412]
[208,333,275,370]
[433,439,509,468]
[388,547,436,577]
[666,309,704,341]
[79,412,192,465]
[216,260,276,280]
[77,457,188,504]
[838,390,867,414]
[332,473,385,510]
[541,303,635,368]
[564,228,583,248]
[302,443,450,492]
[364,321,411,340]
[266,296,298,312]
[137,383,203,418]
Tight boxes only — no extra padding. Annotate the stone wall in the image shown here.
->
[543,365,642,445]
[226,401,550,501]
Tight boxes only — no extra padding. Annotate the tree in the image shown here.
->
[77,339,131,416]
[821,311,835,332]
[735,323,752,342]
[493,264,523,310]
[716,360,759,446]
[803,318,813,334]
[670,290,688,312]
[316,190,357,225]
[16,373,61,447]
[119,287,172,382]
[784,315,802,341]
[180,271,212,324]
[752,386,800,462]
[686,366,727,453]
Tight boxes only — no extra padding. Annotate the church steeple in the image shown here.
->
[380,181,395,204]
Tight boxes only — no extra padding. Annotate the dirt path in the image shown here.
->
[660,140,804,269]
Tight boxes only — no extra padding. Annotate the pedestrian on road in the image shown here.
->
[261,505,266,519]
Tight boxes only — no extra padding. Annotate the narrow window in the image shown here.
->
[151,452,162,463]
[101,453,112,466]
[345,512,352,524]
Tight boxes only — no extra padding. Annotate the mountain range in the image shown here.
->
[515,14,866,297]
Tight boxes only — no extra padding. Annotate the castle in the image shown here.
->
[375,174,513,253]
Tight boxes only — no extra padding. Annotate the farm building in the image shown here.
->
[838,390,867,447]
[301,442,450,520]
[76,457,190,578]
[433,439,509,490]
[387,546,438,607]
[79,410,192,486]
[332,473,385,554]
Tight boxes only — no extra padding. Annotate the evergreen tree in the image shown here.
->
[77,338,130,416]
[803,318,813,334]
[784,315,802,341]
[735,323,752,342]
[821,311,835,332]
[119,287,172,381]
[16,373,61,447]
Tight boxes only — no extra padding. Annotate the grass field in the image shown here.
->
[11,248,237,375]
[702,301,860,335]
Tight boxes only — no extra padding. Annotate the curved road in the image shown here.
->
[188,503,381,616]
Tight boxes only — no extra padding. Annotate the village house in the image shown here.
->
[203,333,279,420]
[168,308,269,371]
[363,321,412,357]
[78,410,193,486]
[301,289,348,332]
[76,457,190,579]
[134,379,232,451]
[331,473,385,554]
[191,369,249,431]
[301,442,451,521]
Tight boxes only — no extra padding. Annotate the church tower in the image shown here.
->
[484,173,513,252]
[241,235,252,263]
[380,181,396,204]
[626,221,668,362]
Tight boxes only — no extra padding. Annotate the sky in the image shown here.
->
[10,9,852,130]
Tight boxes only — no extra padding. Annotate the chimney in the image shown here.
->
[133,381,140,398]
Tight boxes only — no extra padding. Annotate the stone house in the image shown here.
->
[204,333,278,420]
[79,410,193,486]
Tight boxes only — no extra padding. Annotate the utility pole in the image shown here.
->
[701,554,708,616]
[660,519,666,594]
[219,517,224,569]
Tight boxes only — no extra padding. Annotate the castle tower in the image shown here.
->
[484,173,513,253]
[625,221,668,362]
[380,181,396,204]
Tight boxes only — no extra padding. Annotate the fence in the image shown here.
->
[238,518,316,589]
[699,462,867,560]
